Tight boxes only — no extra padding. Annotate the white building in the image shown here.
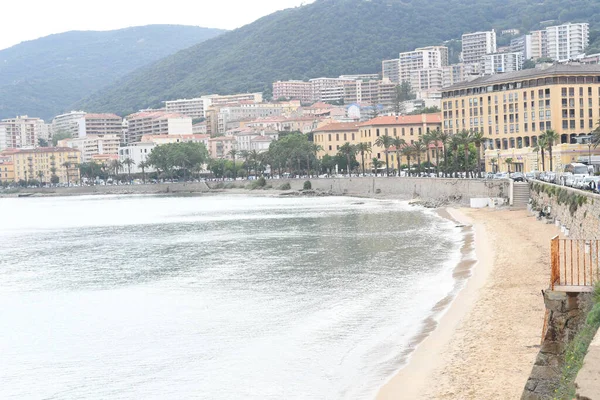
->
[0,116,48,149]
[441,64,468,88]
[164,98,206,119]
[530,30,548,60]
[462,30,497,65]
[118,142,156,174]
[382,58,401,83]
[125,112,193,144]
[410,68,443,94]
[58,134,121,163]
[399,46,449,83]
[309,77,356,102]
[510,35,533,60]
[339,74,379,81]
[546,22,589,62]
[483,52,523,75]
[52,111,86,138]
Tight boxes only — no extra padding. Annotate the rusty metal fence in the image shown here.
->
[550,236,600,289]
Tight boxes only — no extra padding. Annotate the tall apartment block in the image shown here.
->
[164,98,207,119]
[272,80,313,103]
[125,112,193,144]
[510,35,533,60]
[483,52,523,75]
[0,116,49,150]
[462,30,497,65]
[529,30,548,59]
[309,77,356,102]
[546,22,589,62]
[398,46,449,83]
[52,111,87,138]
[382,59,401,83]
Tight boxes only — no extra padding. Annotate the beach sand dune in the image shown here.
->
[378,208,559,400]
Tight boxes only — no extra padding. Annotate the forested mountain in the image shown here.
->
[0,25,225,120]
[76,0,600,116]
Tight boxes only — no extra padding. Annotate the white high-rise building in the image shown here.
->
[382,58,401,84]
[462,30,497,65]
[52,111,86,138]
[0,116,48,149]
[399,46,449,83]
[309,77,356,102]
[546,22,589,62]
[125,112,193,144]
[483,52,523,75]
[530,30,548,60]
[164,98,207,119]
[510,35,533,60]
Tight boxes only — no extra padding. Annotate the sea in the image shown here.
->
[0,194,465,400]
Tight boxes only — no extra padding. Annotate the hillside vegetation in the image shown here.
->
[0,25,225,120]
[75,0,599,116]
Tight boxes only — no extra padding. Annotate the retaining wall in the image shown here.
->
[530,181,600,239]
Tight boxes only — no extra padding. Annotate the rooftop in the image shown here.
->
[1,147,80,155]
[314,122,359,132]
[85,113,122,120]
[358,114,442,127]
[444,64,600,91]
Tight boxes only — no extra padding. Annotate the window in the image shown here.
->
[539,122,545,130]
[532,123,536,131]
[393,128,397,137]
[336,133,339,141]
[352,133,355,140]
[402,128,405,136]
[580,87,584,97]
[589,87,593,96]
[570,120,576,129]
[328,145,332,151]
[524,123,528,132]
[328,134,331,141]
[569,88,575,96]
[563,120,569,129]
[410,128,414,135]
[581,120,585,129]
[524,92,528,100]
[343,133,347,141]
[562,88,568,96]
[376,129,380,137]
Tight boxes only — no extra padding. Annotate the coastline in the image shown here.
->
[377,208,559,399]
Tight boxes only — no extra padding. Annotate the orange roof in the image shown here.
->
[314,122,359,132]
[305,102,334,109]
[85,113,121,120]
[358,114,442,127]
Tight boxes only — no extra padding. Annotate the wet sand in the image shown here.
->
[377,208,559,400]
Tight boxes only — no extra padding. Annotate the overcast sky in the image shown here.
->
[0,0,314,50]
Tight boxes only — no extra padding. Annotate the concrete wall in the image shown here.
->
[208,177,510,205]
[9,182,211,196]
[530,181,600,239]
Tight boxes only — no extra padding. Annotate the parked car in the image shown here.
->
[572,176,586,189]
[510,172,525,182]
[485,172,495,180]
[494,172,509,179]
[581,176,600,191]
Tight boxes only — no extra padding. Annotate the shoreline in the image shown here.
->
[376,207,489,400]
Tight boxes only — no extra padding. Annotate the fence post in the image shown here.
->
[551,235,559,290]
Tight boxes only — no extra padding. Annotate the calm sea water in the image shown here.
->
[0,194,462,400]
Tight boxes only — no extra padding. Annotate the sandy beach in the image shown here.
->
[377,208,560,400]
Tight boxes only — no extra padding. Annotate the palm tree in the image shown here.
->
[228,149,238,179]
[544,130,559,172]
[490,157,498,173]
[592,120,600,148]
[457,130,472,178]
[138,161,149,184]
[374,134,394,177]
[371,158,383,177]
[449,134,462,178]
[429,129,442,177]
[307,143,323,178]
[505,157,514,174]
[438,131,450,177]
[62,161,72,186]
[392,137,406,177]
[123,158,135,181]
[36,170,44,186]
[421,133,434,174]
[470,130,487,178]
[239,150,251,178]
[534,135,548,172]
[402,146,413,176]
[110,159,122,180]
[355,142,372,177]
[338,142,356,177]
[411,141,427,176]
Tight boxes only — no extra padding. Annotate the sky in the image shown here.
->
[0,0,315,51]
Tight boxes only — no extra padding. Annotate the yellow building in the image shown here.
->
[358,114,443,166]
[441,64,600,172]
[1,147,81,184]
[313,123,360,157]
[0,155,15,183]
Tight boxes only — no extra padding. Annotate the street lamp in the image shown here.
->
[496,150,501,173]
[588,141,592,166]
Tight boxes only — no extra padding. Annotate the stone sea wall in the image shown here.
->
[530,181,600,239]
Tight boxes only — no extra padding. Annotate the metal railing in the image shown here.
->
[550,236,600,289]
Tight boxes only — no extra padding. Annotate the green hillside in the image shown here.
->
[79,0,600,116]
[0,25,225,120]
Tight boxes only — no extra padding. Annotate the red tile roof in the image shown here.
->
[314,122,359,132]
[358,114,442,127]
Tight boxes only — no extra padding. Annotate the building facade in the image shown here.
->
[51,111,86,138]
[0,116,49,149]
[313,123,360,157]
[399,46,449,83]
[58,134,121,163]
[462,30,497,65]
[483,52,523,75]
[441,64,600,172]
[164,98,206,119]
[273,80,313,103]
[118,142,156,174]
[546,23,589,62]
[0,147,81,183]
[510,35,533,60]
[530,30,548,60]
[83,114,123,137]
[382,58,401,84]
[125,112,193,144]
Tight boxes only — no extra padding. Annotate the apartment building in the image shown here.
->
[0,116,49,149]
[357,114,442,167]
[84,114,123,137]
[164,98,206,119]
[339,74,380,81]
[204,93,263,108]
[1,147,81,183]
[530,30,548,60]
[52,111,86,138]
[313,123,359,158]
[208,136,237,159]
[309,77,356,102]
[273,80,313,103]
[125,112,192,144]
[0,154,15,183]
[441,64,600,172]
[483,52,523,75]
[57,134,121,163]
[118,142,156,174]
[462,30,497,65]
[410,68,443,94]
[510,35,533,60]
[399,46,449,83]
[140,133,210,147]
[442,64,468,88]
[546,22,589,62]
[382,58,401,83]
